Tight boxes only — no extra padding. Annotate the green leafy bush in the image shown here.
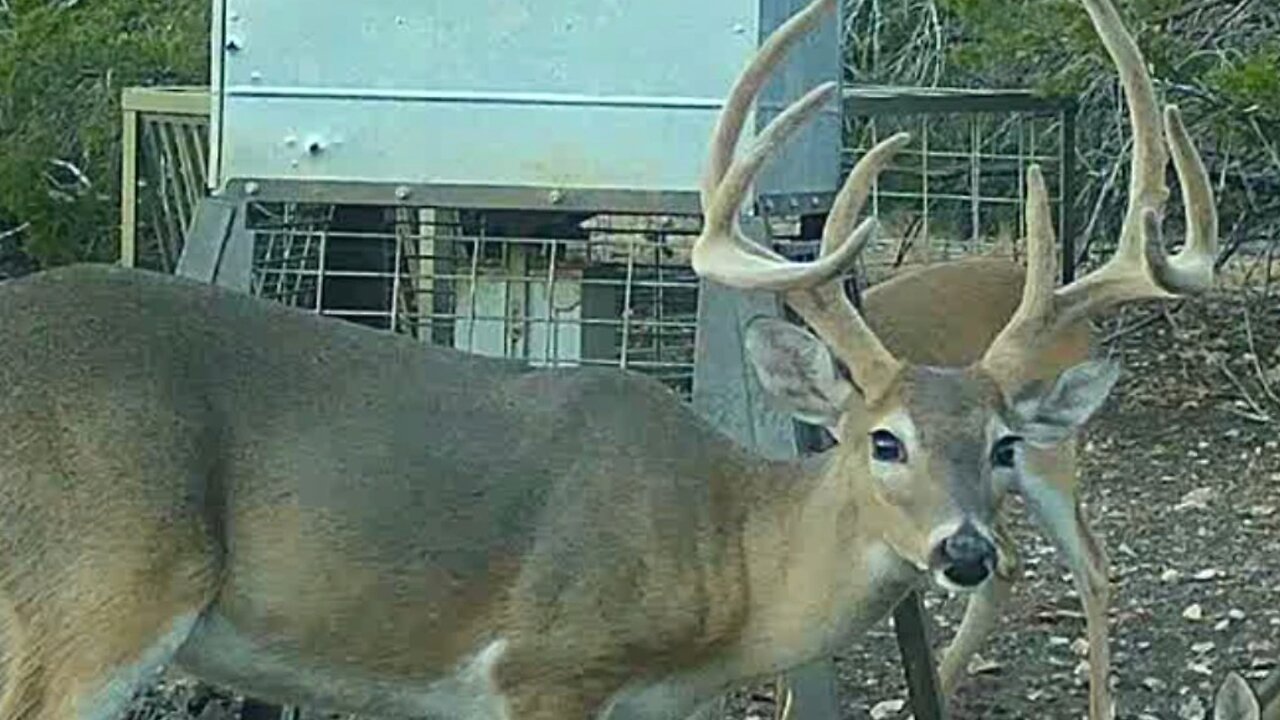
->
[0,0,207,269]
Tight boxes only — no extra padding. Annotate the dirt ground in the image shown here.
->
[123,291,1280,720]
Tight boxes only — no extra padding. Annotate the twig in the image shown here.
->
[1161,301,1183,335]
[1154,0,1236,23]
[1242,304,1280,406]
[1218,358,1273,423]
[1223,405,1273,424]
[1076,142,1128,268]
[1264,238,1277,299]
[0,222,29,242]
[1100,308,1165,345]
[1099,301,1185,345]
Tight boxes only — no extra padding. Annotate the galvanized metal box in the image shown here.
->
[209,0,842,212]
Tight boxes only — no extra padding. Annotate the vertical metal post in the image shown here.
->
[920,116,930,255]
[894,592,949,720]
[969,116,981,247]
[1058,102,1079,283]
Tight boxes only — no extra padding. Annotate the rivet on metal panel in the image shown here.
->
[395,186,412,201]
[283,135,297,148]
[244,181,260,196]
[788,197,800,210]
[306,137,325,155]
[250,70,262,83]
[732,22,747,35]
[810,196,822,207]
[547,189,565,205]
[224,37,243,52]
[228,11,240,21]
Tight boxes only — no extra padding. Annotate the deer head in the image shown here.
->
[692,0,1216,590]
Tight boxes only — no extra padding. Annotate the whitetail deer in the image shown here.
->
[0,0,1212,719]
[695,0,1215,717]
[1215,668,1280,720]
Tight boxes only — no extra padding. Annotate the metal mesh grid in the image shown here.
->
[245,204,703,398]
[834,99,1074,284]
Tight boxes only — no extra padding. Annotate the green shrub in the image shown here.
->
[0,0,207,269]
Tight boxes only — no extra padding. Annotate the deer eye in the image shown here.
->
[870,430,907,463]
[991,436,1022,468]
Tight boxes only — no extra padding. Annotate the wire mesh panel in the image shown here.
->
[835,87,1076,284]
[244,204,703,398]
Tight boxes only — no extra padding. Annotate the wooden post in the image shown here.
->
[119,102,139,267]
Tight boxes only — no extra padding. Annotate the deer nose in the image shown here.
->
[939,524,996,587]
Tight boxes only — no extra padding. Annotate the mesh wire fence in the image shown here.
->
[244,204,703,398]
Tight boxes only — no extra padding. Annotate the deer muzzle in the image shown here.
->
[931,522,998,590]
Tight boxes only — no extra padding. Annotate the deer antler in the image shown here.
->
[980,0,1218,389]
[693,0,909,394]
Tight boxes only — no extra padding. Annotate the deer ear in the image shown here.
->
[745,317,853,432]
[1214,673,1261,720]
[1011,360,1119,444]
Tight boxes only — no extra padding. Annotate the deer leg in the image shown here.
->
[0,497,221,720]
[0,558,217,720]
[937,516,1021,697]
[1019,446,1112,720]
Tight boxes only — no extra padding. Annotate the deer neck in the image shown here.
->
[733,451,919,673]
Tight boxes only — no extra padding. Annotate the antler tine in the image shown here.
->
[980,165,1059,384]
[1081,0,1168,251]
[693,0,908,392]
[784,133,912,394]
[693,0,886,292]
[1060,0,1219,305]
[701,0,837,205]
[820,133,912,256]
[1156,105,1218,290]
[1069,0,1217,301]
[980,0,1218,389]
